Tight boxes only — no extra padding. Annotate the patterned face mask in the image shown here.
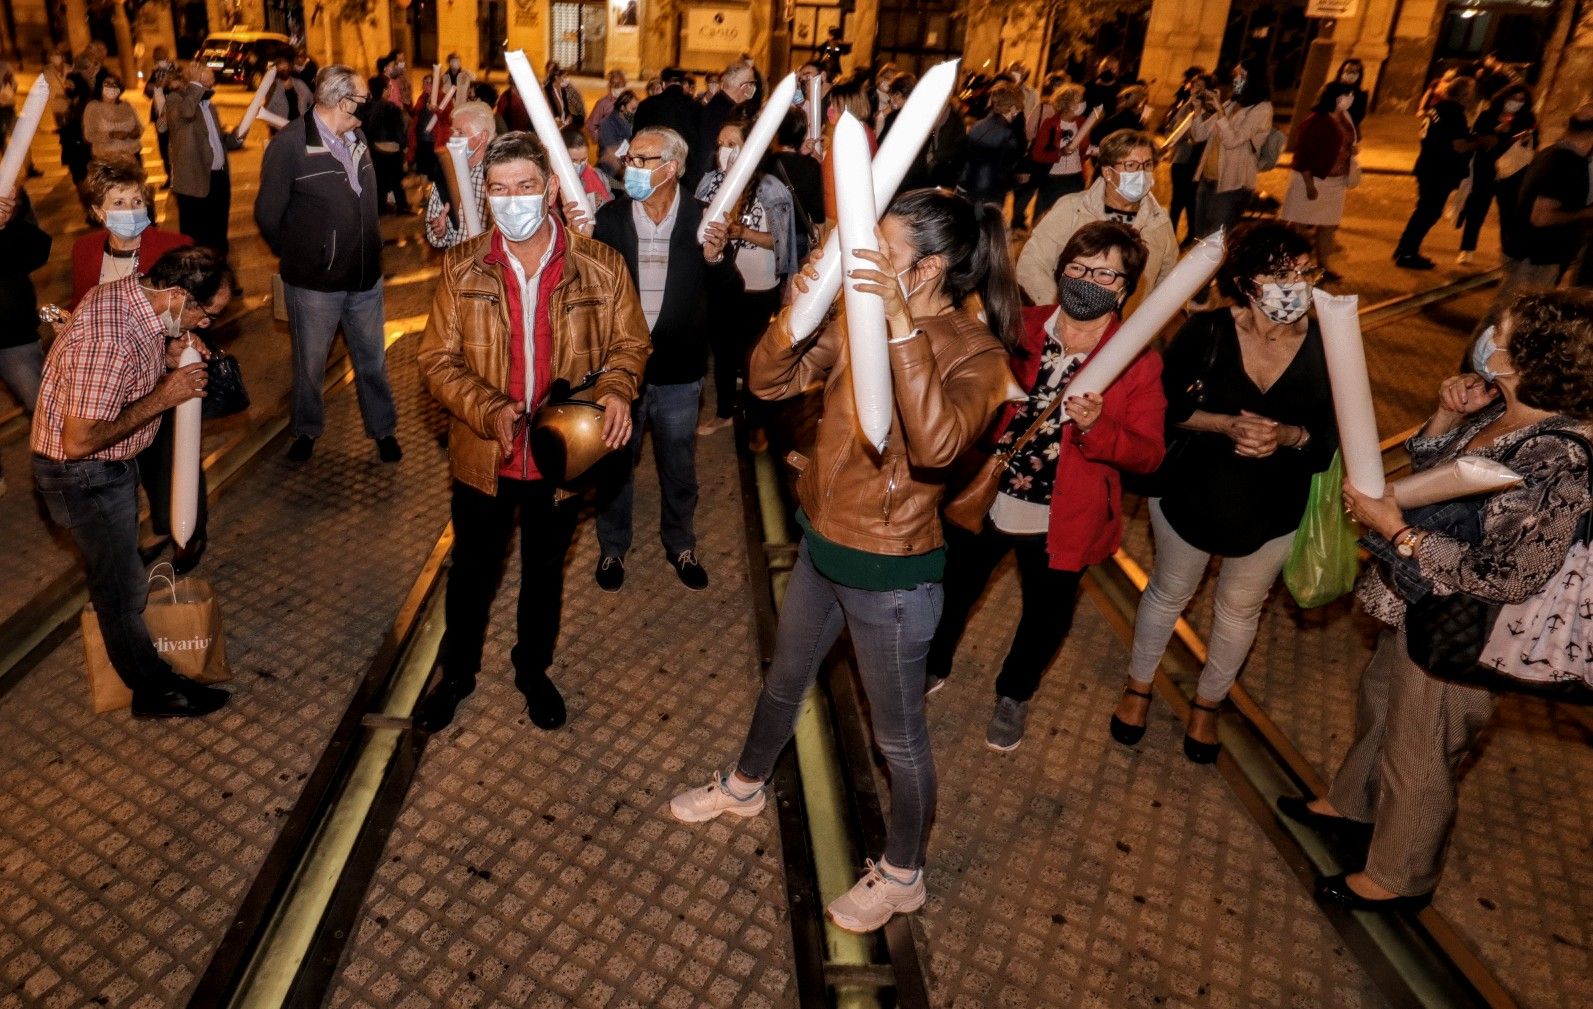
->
[1254,281,1311,324]
[1059,276,1119,321]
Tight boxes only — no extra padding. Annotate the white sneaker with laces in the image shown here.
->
[669,774,766,823]
[826,859,926,933]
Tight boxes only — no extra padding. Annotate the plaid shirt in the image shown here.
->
[31,276,167,462]
[424,160,487,249]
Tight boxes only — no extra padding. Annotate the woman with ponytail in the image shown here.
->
[669,189,1021,933]
[927,220,1168,752]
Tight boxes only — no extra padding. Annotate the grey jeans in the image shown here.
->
[284,280,397,440]
[736,540,943,870]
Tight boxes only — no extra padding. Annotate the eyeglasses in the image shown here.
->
[1062,262,1128,286]
[1110,160,1154,173]
[622,153,665,168]
[1268,265,1327,285]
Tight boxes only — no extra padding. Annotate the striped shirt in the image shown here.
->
[632,188,679,329]
[32,277,167,462]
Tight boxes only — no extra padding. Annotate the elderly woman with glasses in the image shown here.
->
[1110,220,1338,762]
[927,220,1168,752]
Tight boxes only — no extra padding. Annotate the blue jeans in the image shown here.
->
[32,456,174,692]
[596,380,701,559]
[736,541,943,869]
[0,340,44,412]
[284,280,397,440]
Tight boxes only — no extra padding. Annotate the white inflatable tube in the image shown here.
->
[1314,289,1386,497]
[806,75,823,141]
[504,50,594,218]
[1065,229,1226,401]
[170,344,203,548]
[0,76,49,197]
[698,73,798,242]
[234,66,276,140]
[833,113,892,455]
[444,136,484,238]
[1392,457,1523,508]
[787,59,961,344]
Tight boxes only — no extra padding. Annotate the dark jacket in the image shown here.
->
[0,191,51,349]
[697,90,742,176]
[254,112,383,293]
[633,87,703,175]
[592,189,736,385]
[962,113,1021,201]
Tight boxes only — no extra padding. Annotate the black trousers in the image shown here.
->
[927,519,1085,703]
[441,479,580,686]
[136,413,209,541]
[710,285,782,420]
[1395,174,1457,258]
[372,149,410,213]
[176,169,232,259]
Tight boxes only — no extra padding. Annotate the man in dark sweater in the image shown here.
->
[1501,106,1593,292]
[255,65,400,463]
[590,126,733,592]
[0,186,51,495]
[633,68,703,185]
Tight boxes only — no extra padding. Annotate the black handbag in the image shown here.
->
[201,352,251,420]
[1403,430,1593,700]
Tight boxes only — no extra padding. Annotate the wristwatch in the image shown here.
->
[1394,526,1422,558]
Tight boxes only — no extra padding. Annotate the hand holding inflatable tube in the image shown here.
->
[1314,289,1385,496]
[1392,457,1522,508]
[787,59,961,344]
[1064,230,1225,401]
[698,74,798,242]
[235,66,277,140]
[0,76,49,198]
[833,113,892,455]
[504,51,594,219]
[170,343,203,548]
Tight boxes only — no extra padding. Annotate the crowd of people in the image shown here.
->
[0,38,1590,944]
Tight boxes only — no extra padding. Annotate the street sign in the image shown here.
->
[1307,0,1360,16]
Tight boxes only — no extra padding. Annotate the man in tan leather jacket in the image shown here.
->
[415,132,650,733]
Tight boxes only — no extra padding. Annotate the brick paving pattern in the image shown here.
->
[0,337,451,1008]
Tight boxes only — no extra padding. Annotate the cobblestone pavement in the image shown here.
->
[0,338,452,1009]
[324,427,800,1009]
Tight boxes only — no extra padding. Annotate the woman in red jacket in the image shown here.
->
[70,158,192,308]
[1278,82,1359,283]
[927,220,1166,751]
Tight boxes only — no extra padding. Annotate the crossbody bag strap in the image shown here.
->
[996,380,1071,466]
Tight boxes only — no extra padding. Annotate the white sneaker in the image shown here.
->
[1456,250,1474,265]
[669,774,766,823]
[826,859,926,933]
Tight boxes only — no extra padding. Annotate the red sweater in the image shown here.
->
[1289,111,1357,180]
[484,225,563,482]
[70,227,193,309]
[996,306,1167,570]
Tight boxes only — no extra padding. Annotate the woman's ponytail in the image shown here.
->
[970,201,1022,353]
[889,188,1023,353]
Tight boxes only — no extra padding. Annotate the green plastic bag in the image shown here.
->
[1284,450,1361,608]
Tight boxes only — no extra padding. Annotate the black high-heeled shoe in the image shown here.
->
[1317,873,1432,913]
[1108,683,1153,746]
[1182,698,1222,764]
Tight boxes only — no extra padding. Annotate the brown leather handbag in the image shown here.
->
[942,392,1066,534]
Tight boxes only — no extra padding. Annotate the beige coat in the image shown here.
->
[82,100,142,161]
[1015,179,1180,314]
[1192,100,1274,193]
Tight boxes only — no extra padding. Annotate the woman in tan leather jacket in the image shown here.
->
[669,189,1024,933]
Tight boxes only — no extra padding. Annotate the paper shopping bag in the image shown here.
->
[81,567,231,714]
[81,609,132,713]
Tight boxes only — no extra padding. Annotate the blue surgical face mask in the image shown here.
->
[105,209,152,240]
[1471,325,1515,382]
[624,164,658,201]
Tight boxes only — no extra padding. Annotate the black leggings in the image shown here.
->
[710,284,782,420]
[927,519,1085,702]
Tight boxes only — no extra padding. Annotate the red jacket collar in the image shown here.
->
[1015,304,1123,387]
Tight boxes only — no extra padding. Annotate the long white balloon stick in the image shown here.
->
[787,59,960,344]
[444,136,484,238]
[170,344,203,548]
[806,75,823,141]
[833,113,892,455]
[697,73,798,242]
[504,50,594,218]
[430,65,441,109]
[0,76,50,197]
[1064,229,1226,401]
[234,66,276,140]
[1392,457,1522,509]
[256,109,288,130]
[1314,289,1385,497]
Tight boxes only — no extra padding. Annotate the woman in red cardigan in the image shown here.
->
[927,220,1167,751]
[1279,81,1360,283]
[70,158,192,308]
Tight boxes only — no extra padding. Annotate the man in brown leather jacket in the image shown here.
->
[415,132,651,732]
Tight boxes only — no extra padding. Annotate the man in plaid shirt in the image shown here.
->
[32,247,233,719]
[424,100,494,249]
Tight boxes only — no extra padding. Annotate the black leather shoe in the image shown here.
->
[415,674,476,733]
[1317,873,1432,913]
[377,435,403,463]
[670,549,709,591]
[1182,698,1222,764]
[131,680,229,719]
[172,533,207,575]
[595,555,625,592]
[1394,253,1435,270]
[1108,683,1153,747]
[515,669,567,730]
[287,436,316,462]
[139,537,172,567]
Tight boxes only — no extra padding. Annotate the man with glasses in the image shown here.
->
[415,132,650,733]
[1017,129,1179,315]
[31,247,233,719]
[257,65,402,465]
[590,127,733,593]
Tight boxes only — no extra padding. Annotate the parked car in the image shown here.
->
[194,30,292,88]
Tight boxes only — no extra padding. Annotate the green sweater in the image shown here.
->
[796,510,946,591]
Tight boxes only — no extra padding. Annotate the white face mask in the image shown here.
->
[103,88,121,102]
[105,208,152,240]
[1111,169,1150,203]
[490,194,547,242]
[1073,102,1087,117]
[1503,100,1525,114]
[1254,281,1312,324]
[717,145,740,173]
[154,289,187,340]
